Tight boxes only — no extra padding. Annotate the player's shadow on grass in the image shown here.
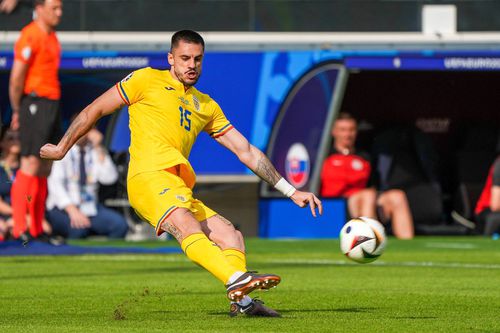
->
[206,307,377,317]
[279,307,377,314]
[390,316,438,320]
[252,262,352,270]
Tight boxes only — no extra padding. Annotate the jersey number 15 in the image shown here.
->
[179,106,192,131]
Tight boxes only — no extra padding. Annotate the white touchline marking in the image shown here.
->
[72,256,500,270]
[265,258,500,270]
[425,242,478,249]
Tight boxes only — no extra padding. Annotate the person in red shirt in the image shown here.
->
[9,0,62,241]
[321,113,414,239]
[474,156,500,235]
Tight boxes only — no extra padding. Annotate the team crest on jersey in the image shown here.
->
[351,159,364,171]
[121,72,133,83]
[178,96,190,106]
[192,95,200,112]
[21,46,32,61]
[29,103,38,115]
[176,195,187,203]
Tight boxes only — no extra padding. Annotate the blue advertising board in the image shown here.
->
[2,49,500,176]
[259,198,346,238]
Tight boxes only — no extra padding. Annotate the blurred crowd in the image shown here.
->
[0,0,126,244]
[0,126,128,243]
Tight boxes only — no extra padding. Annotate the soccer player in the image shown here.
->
[40,30,323,317]
[9,0,63,241]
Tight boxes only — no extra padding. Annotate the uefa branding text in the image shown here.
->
[82,57,149,69]
[444,57,500,69]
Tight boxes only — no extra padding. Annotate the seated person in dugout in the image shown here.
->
[474,155,500,236]
[320,113,414,239]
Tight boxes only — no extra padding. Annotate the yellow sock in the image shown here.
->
[181,233,240,284]
[222,248,247,272]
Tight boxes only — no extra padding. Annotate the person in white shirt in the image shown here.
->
[46,128,128,238]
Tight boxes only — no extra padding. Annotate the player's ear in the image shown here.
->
[167,52,174,66]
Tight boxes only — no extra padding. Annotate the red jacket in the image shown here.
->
[475,157,500,215]
[320,152,371,198]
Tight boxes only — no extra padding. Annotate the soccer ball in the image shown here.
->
[339,217,387,264]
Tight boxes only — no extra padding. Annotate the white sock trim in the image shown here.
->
[227,271,245,285]
[237,295,252,307]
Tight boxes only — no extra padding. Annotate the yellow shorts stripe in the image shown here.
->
[155,205,178,235]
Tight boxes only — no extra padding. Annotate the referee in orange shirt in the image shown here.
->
[9,0,63,240]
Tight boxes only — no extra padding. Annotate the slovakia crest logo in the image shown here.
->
[285,143,310,188]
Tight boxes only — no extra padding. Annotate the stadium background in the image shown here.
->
[1,0,499,239]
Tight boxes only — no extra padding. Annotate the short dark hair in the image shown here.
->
[171,30,205,52]
[34,0,45,7]
[335,112,357,123]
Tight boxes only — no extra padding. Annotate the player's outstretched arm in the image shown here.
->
[40,86,125,161]
[215,127,323,217]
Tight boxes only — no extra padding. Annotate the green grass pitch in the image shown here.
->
[1,237,500,332]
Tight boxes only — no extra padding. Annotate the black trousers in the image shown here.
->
[476,209,500,236]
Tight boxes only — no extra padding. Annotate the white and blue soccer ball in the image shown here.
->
[339,217,387,264]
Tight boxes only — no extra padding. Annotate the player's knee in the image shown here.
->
[364,189,377,202]
[165,208,201,238]
[387,189,406,206]
[213,228,242,250]
[235,230,245,251]
[21,156,42,175]
[235,229,243,241]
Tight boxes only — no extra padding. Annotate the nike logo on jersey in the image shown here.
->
[165,86,175,91]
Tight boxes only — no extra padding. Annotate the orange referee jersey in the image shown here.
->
[14,21,61,100]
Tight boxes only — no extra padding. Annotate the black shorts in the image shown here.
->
[19,95,62,157]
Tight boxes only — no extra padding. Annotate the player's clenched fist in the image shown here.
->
[40,143,65,160]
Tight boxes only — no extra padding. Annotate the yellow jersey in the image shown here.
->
[115,67,233,188]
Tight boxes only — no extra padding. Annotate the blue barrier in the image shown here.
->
[0,241,182,256]
[259,198,346,238]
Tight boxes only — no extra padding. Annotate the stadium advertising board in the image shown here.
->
[1,49,500,177]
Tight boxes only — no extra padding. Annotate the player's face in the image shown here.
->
[37,0,63,28]
[168,41,204,87]
[332,119,357,148]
